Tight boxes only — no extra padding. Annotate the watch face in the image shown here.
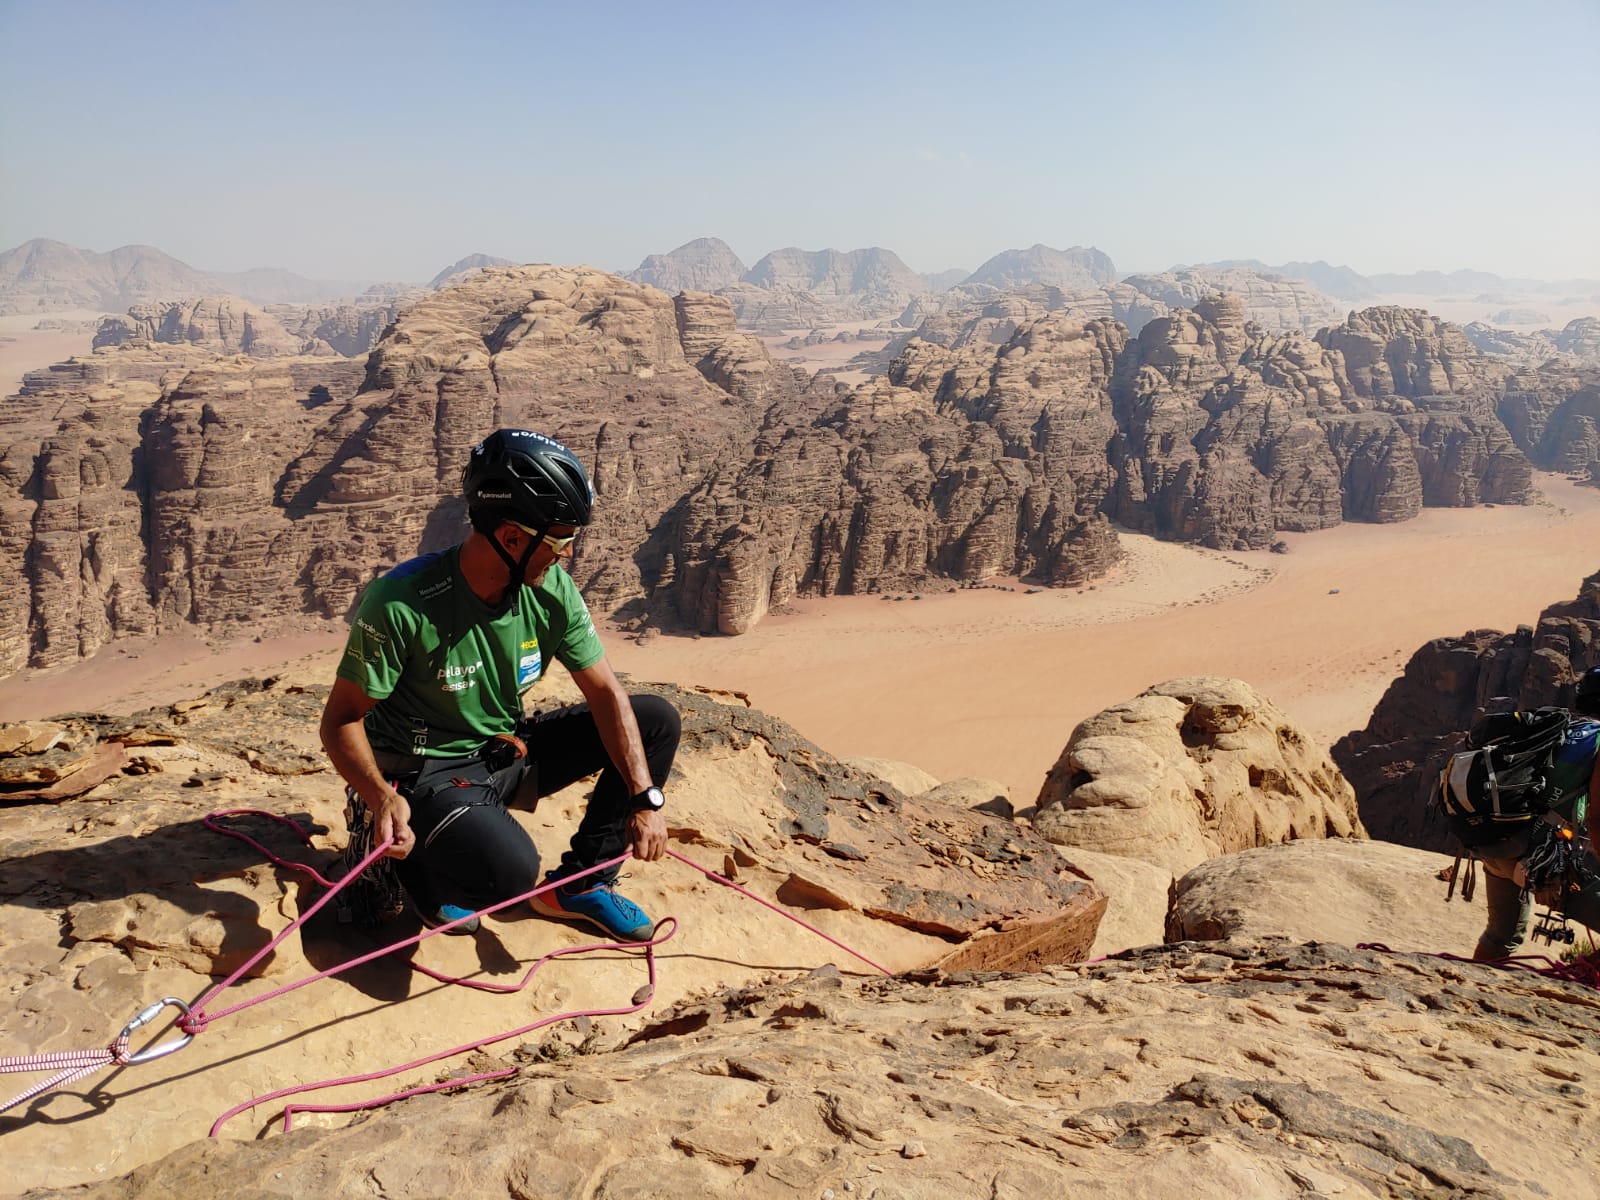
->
[638,786,664,810]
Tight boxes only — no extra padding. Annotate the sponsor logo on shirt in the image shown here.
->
[418,577,453,600]
[518,650,542,687]
[438,661,483,693]
[355,618,387,644]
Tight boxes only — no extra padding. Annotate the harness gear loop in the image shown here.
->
[118,997,194,1065]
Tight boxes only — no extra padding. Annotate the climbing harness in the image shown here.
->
[3,807,893,1135]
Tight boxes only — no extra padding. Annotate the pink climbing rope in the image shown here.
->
[212,917,678,1136]
[0,1041,129,1114]
[664,848,894,977]
[5,806,898,1130]
[1355,942,1600,989]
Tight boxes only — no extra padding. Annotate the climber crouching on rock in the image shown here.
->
[319,428,680,942]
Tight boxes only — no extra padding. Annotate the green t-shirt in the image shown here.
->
[336,548,605,757]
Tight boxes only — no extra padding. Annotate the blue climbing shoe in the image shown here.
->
[530,871,654,942]
[416,900,481,935]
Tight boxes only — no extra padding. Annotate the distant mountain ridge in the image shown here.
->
[0,238,365,314]
[629,237,747,293]
[625,239,1123,330]
[964,243,1117,290]
[427,253,516,289]
[1201,259,1600,303]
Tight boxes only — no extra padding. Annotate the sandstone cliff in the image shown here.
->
[738,247,927,323]
[1465,315,1600,368]
[91,296,307,357]
[6,265,1594,671]
[1123,267,1343,334]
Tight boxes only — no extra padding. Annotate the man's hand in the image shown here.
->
[371,786,415,859]
[626,807,667,862]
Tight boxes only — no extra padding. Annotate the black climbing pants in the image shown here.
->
[386,694,680,913]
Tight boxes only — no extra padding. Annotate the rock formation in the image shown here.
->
[5,262,1593,671]
[963,243,1118,290]
[1333,568,1600,850]
[1465,316,1600,368]
[263,298,407,357]
[1464,320,1559,361]
[5,659,1596,1197]
[738,247,927,322]
[1204,259,1379,302]
[91,296,306,357]
[1123,267,1343,334]
[1033,677,1363,877]
[14,935,1596,1199]
[896,280,1170,339]
[627,237,747,294]
[1166,838,1485,948]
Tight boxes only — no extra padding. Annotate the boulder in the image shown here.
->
[1168,839,1487,955]
[839,755,939,796]
[1033,677,1363,875]
[920,776,1010,815]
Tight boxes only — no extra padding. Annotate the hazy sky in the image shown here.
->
[2,0,1596,284]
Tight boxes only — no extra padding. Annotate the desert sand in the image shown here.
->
[604,473,1600,803]
[5,474,1598,809]
[1367,291,1600,332]
[0,319,101,399]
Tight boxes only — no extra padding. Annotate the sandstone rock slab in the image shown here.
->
[21,941,1598,1200]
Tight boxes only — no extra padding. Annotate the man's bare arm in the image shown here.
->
[569,657,666,861]
[320,676,415,859]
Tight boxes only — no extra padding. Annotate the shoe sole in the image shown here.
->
[530,895,653,942]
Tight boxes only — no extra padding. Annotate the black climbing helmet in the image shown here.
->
[1574,666,1600,717]
[461,429,594,533]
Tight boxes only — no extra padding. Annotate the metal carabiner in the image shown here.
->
[118,997,194,1064]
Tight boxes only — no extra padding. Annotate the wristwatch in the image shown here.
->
[631,785,665,812]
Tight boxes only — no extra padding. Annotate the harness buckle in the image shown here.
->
[119,997,194,1064]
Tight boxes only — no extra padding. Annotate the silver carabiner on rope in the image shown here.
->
[118,997,194,1064]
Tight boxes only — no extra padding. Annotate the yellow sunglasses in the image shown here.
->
[508,521,579,553]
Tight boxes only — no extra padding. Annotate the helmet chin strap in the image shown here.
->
[485,525,541,608]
